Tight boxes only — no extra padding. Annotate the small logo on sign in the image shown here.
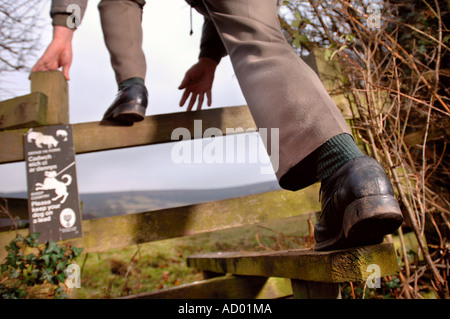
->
[60,208,76,228]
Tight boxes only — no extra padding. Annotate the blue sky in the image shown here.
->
[0,1,278,193]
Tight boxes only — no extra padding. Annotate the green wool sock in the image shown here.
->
[118,77,145,91]
[316,133,364,180]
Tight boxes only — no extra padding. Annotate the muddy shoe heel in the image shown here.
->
[343,195,404,244]
[314,156,404,251]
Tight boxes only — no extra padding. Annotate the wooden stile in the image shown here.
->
[0,70,403,300]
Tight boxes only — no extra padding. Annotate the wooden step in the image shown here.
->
[187,243,399,283]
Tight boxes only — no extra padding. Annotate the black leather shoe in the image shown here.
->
[314,156,403,251]
[102,83,148,123]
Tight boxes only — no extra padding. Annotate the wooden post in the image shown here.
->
[30,71,69,125]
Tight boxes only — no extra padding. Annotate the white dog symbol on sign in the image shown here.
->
[35,171,72,204]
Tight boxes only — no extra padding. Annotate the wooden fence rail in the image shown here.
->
[1,75,255,164]
[0,186,319,261]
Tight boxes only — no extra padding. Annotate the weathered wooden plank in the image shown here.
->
[120,276,292,299]
[30,71,69,125]
[0,185,320,260]
[0,105,256,164]
[72,104,256,155]
[0,93,47,130]
[186,243,399,283]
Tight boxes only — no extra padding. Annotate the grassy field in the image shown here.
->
[71,213,317,299]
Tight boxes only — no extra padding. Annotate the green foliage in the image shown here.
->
[0,233,83,299]
[291,11,311,49]
[292,33,309,49]
[324,34,355,61]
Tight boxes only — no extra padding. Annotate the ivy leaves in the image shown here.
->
[1,233,83,299]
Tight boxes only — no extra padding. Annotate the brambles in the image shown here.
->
[0,0,44,74]
[280,0,449,298]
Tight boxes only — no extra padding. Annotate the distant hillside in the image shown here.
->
[81,180,281,219]
[0,180,281,221]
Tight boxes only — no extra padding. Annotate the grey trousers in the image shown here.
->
[98,0,147,84]
[98,0,352,191]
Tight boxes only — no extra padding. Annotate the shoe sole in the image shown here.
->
[103,103,146,124]
[314,195,403,251]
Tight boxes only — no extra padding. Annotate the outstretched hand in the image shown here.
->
[31,26,74,81]
[179,57,218,112]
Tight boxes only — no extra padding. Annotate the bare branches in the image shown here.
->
[0,198,18,233]
[0,0,45,74]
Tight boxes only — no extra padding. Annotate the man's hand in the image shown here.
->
[179,57,218,112]
[31,26,74,81]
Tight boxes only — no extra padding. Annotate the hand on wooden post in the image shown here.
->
[31,26,74,81]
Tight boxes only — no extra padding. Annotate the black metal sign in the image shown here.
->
[24,124,82,243]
